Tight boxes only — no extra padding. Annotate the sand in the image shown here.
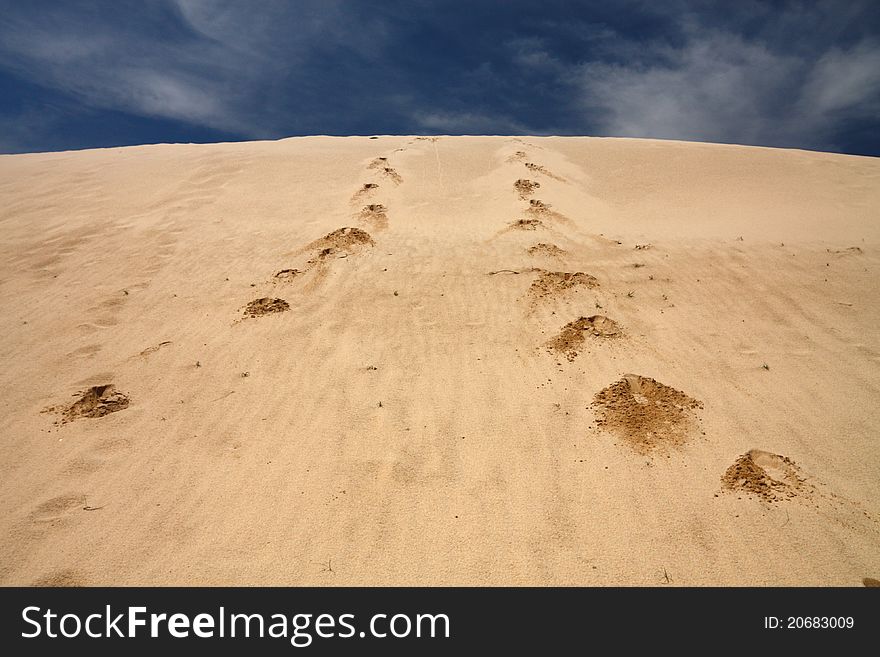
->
[0,135,878,586]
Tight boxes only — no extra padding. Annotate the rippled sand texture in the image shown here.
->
[1,135,878,585]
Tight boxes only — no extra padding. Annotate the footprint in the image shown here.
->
[367,158,404,184]
[508,218,545,231]
[721,450,809,502]
[380,167,403,184]
[526,199,570,225]
[524,162,566,182]
[528,270,598,305]
[242,298,290,318]
[514,179,540,199]
[350,182,379,203]
[358,204,389,231]
[720,451,880,535]
[45,385,130,424]
[527,243,567,258]
[592,375,702,453]
[546,315,620,360]
[272,227,376,294]
[304,227,375,258]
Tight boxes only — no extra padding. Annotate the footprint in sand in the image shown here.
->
[546,315,620,361]
[380,166,403,184]
[524,162,566,182]
[527,242,567,258]
[242,297,290,318]
[508,218,545,231]
[719,449,880,533]
[367,158,403,184]
[720,449,809,502]
[269,227,376,292]
[44,384,131,424]
[528,270,598,305]
[305,227,375,261]
[506,150,528,163]
[591,374,702,453]
[525,199,570,225]
[514,179,540,199]
[358,204,389,231]
[350,182,379,203]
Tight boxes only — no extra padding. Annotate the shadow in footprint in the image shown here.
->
[45,385,130,424]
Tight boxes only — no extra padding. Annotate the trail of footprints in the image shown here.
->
[244,152,401,315]
[33,147,408,583]
[491,141,876,528]
[366,156,403,185]
[45,147,404,430]
[35,139,876,584]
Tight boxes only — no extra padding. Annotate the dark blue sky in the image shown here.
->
[2,0,879,155]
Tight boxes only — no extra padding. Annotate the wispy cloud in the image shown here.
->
[577,33,801,145]
[0,4,247,133]
[575,30,880,151]
[798,40,880,118]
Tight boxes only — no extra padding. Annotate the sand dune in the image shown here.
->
[0,135,878,586]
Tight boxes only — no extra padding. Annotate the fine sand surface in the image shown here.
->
[1,135,879,586]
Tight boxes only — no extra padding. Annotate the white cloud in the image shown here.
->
[174,0,389,61]
[576,31,880,150]
[798,40,880,116]
[0,1,401,141]
[120,70,229,125]
[0,9,249,134]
